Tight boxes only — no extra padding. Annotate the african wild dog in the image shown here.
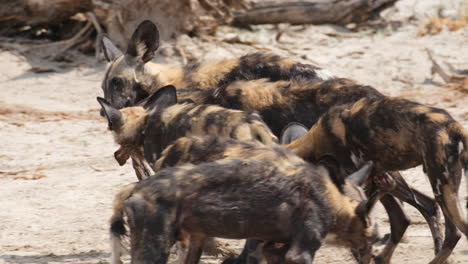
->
[97,85,277,179]
[101,20,333,111]
[131,77,385,138]
[191,92,454,264]
[285,97,468,264]
[151,135,378,264]
[154,135,370,200]
[176,77,385,137]
[98,86,276,259]
[100,77,439,263]
[100,77,442,264]
[109,158,380,264]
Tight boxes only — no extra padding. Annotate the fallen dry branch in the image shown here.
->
[426,49,468,93]
[232,0,399,26]
[1,0,399,55]
[49,20,94,60]
[23,12,101,61]
[1,0,251,55]
[87,11,105,58]
[0,0,93,33]
[92,0,251,48]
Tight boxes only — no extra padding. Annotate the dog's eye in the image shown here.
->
[110,78,123,91]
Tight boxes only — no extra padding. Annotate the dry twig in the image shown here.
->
[426,49,468,93]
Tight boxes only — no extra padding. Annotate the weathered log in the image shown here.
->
[233,0,399,26]
[0,0,93,32]
[94,0,251,48]
[0,0,249,43]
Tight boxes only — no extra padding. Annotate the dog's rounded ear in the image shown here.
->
[97,97,123,131]
[280,122,308,144]
[102,36,123,62]
[126,20,160,63]
[143,85,177,111]
[347,161,373,186]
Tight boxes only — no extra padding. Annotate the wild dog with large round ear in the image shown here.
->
[125,20,160,65]
[101,20,333,112]
[98,84,277,173]
[102,20,160,64]
[97,85,177,146]
[101,20,159,112]
[97,85,177,179]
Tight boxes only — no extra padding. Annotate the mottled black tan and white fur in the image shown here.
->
[203,77,384,137]
[155,135,369,199]
[183,85,456,262]
[145,135,378,264]
[109,157,380,264]
[101,20,333,111]
[139,77,385,138]
[97,85,277,179]
[286,96,468,264]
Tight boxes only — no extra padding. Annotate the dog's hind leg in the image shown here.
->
[388,171,444,255]
[426,160,463,264]
[183,235,207,264]
[373,193,410,264]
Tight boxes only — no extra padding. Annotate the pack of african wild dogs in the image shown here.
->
[96,20,468,264]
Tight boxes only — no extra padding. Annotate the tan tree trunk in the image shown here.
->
[0,0,93,32]
[0,0,398,52]
[94,0,251,48]
[233,0,399,26]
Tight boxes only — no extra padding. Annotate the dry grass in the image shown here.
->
[419,16,467,36]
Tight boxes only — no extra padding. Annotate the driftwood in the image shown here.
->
[94,0,250,48]
[0,0,401,56]
[233,0,399,26]
[0,0,250,49]
[0,0,93,33]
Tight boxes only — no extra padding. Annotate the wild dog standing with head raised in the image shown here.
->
[204,77,385,137]
[101,20,333,111]
[285,96,468,264]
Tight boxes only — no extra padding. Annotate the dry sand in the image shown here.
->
[1,0,467,263]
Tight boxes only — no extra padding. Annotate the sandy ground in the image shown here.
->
[1,0,468,263]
